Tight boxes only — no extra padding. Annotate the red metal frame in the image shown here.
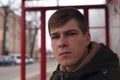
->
[21,0,26,80]
[21,1,109,80]
[105,7,110,47]
[40,9,46,80]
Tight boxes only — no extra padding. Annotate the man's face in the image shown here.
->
[50,19,90,69]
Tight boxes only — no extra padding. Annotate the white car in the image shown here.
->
[9,54,34,65]
[9,54,21,64]
[27,58,34,64]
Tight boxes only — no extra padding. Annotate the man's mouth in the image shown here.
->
[59,51,71,56]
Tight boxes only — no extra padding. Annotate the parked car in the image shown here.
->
[9,54,21,65]
[0,56,14,66]
[9,54,34,65]
[27,57,34,64]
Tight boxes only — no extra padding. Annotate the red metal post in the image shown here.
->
[41,9,46,80]
[21,0,26,80]
[105,7,110,47]
[84,8,89,31]
[22,5,108,80]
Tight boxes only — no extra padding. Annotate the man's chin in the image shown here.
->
[60,61,73,67]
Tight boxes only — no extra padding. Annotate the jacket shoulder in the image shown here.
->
[86,68,120,80]
[103,68,120,80]
[95,68,120,80]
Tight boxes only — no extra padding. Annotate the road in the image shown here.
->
[0,59,57,80]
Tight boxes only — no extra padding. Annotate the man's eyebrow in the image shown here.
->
[67,29,78,32]
[50,29,78,36]
[64,29,78,34]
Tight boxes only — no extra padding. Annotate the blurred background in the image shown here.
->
[0,0,120,80]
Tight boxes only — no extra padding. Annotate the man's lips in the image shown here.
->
[59,52,71,56]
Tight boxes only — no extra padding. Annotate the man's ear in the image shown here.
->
[84,32,91,46]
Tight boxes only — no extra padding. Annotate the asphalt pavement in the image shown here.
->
[0,59,57,80]
[27,59,57,80]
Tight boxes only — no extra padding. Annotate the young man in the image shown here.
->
[48,8,120,80]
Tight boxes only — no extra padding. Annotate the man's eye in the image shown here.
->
[67,32,77,36]
[51,35,59,39]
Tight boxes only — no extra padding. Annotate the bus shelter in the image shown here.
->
[21,0,109,80]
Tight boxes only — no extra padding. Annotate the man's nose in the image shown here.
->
[58,36,68,48]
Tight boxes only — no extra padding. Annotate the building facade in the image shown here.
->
[0,7,39,57]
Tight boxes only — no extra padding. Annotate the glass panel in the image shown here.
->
[90,28,106,44]
[25,11,41,57]
[46,10,58,80]
[46,10,56,51]
[25,11,41,80]
[110,28,120,55]
[59,0,106,6]
[25,0,106,7]
[25,0,57,7]
[78,9,84,14]
[89,9,105,27]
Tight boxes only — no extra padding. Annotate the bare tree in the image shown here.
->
[26,11,40,58]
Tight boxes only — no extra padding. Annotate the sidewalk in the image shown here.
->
[27,71,52,80]
[27,59,57,80]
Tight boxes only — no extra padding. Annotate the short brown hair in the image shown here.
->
[48,7,88,35]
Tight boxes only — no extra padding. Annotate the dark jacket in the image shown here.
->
[50,43,120,80]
